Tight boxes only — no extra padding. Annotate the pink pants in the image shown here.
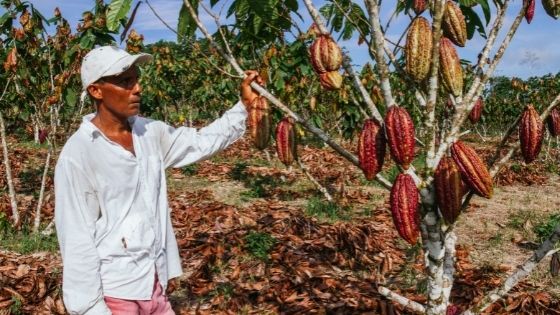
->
[104,276,175,315]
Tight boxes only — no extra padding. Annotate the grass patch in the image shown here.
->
[0,213,59,254]
[305,197,351,222]
[229,161,281,199]
[244,231,276,261]
[181,164,198,175]
[506,210,539,229]
[534,214,560,242]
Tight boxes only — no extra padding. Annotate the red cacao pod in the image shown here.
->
[435,157,464,224]
[519,105,544,163]
[446,304,461,315]
[543,0,560,19]
[39,129,49,144]
[319,71,343,90]
[310,35,342,74]
[451,141,493,199]
[248,97,271,150]
[385,106,415,169]
[525,0,536,23]
[406,17,432,82]
[547,107,560,136]
[390,173,420,245]
[358,119,386,180]
[412,0,428,14]
[275,117,297,166]
[439,37,463,97]
[469,97,484,124]
[442,1,467,47]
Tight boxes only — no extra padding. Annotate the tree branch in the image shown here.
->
[378,286,426,313]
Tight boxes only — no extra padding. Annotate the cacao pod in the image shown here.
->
[442,1,467,47]
[439,37,463,97]
[39,129,49,144]
[310,35,342,74]
[547,107,560,136]
[469,97,484,124]
[435,157,464,224]
[390,173,420,245]
[248,97,271,150]
[319,71,343,90]
[551,252,560,277]
[358,119,386,180]
[446,304,461,315]
[519,105,544,163]
[3,47,17,73]
[525,0,536,23]
[543,0,560,19]
[412,0,428,14]
[275,117,297,166]
[451,141,493,199]
[385,106,415,169]
[405,17,432,82]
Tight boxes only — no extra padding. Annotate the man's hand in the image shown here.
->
[240,70,265,109]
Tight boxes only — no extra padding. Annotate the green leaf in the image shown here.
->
[0,12,11,28]
[177,1,199,41]
[462,6,486,40]
[64,87,77,107]
[477,0,491,25]
[106,0,133,32]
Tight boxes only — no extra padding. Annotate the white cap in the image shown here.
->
[80,46,153,90]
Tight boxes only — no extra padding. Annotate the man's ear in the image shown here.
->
[87,83,103,102]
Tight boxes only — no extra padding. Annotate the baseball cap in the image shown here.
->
[80,46,153,90]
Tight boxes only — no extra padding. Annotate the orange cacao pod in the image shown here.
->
[385,106,415,169]
[248,97,271,150]
[310,35,342,74]
[524,0,536,23]
[469,97,484,123]
[451,141,493,198]
[547,107,560,136]
[442,1,467,47]
[551,252,560,277]
[412,0,428,14]
[406,17,432,82]
[390,174,420,245]
[3,47,17,72]
[319,71,343,90]
[543,0,560,19]
[358,119,386,180]
[435,157,464,224]
[439,37,463,97]
[519,105,544,163]
[275,117,297,166]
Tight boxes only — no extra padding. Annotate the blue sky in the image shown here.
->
[23,0,560,79]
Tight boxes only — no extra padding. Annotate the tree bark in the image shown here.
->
[0,111,19,227]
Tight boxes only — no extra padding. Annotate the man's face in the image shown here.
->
[89,66,142,118]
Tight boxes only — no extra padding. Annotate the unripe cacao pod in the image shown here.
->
[310,35,342,74]
[469,97,484,124]
[543,0,560,19]
[435,157,464,224]
[439,37,463,97]
[358,119,386,180]
[319,71,343,90]
[451,141,493,199]
[519,105,544,163]
[413,0,428,15]
[390,173,420,245]
[406,17,432,82]
[385,106,415,169]
[248,97,271,150]
[547,107,560,136]
[525,0,536,23]
[551,252,560,277]
[442,1,467,47]
[275,117,297,166]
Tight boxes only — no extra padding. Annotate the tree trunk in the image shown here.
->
[0,111,19,227]
[33,145,52,233]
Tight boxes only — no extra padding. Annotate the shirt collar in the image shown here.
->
[79,113,138,141]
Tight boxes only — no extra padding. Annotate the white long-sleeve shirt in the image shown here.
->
[55,102,247,314]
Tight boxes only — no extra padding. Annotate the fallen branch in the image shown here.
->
[378,286,426,313]
[296,159,333,202]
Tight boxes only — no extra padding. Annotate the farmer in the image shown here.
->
[54,46,263,314]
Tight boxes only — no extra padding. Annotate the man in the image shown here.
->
[54,46,263,314]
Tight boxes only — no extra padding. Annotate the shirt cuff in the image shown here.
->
[232,100,248,116]
[83,299,112,315]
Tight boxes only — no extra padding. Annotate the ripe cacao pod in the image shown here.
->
[469,97,484,124]
[525,0,536,23]
[451,141,493,199]
[248,97,271,150]
[3,47,17,72]
[551,252,560,277]
[385,106,415,169]
[39,129,49,144]
[319,71,343,90]
[390,173,420,245]
[406,17,432,82]
[275,117,297,166]
[547,107,560,136]
[412,0,428,15]
[543,0,560,19]
[442,1,467,47]
[439,37,463,97]
[435,157,464,224]
[519,105,544,164]
[310,35,343,74]
[358,119,386,180]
